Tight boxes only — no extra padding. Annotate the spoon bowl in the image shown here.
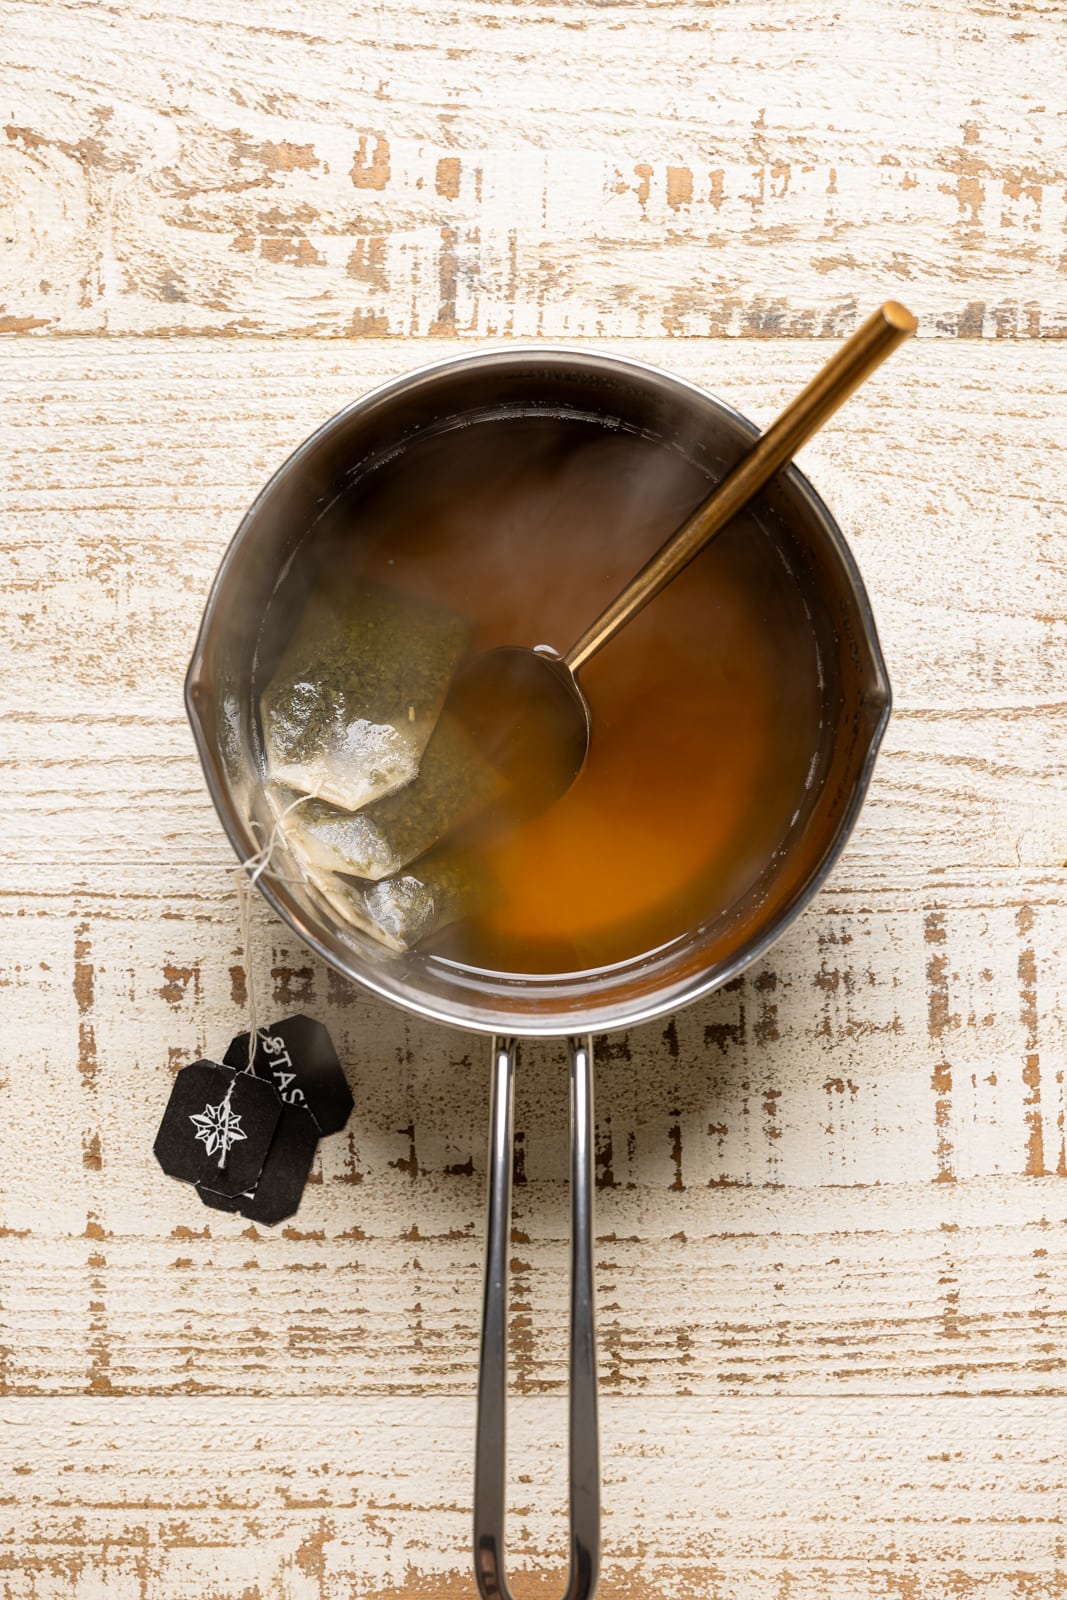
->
[447,644,591,812]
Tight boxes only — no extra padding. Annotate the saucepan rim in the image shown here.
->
[186,343,891,1037]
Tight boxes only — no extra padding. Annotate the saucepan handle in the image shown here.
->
[474,1036,600,1600]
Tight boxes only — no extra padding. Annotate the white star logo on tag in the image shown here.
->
[189,1089,247,1167]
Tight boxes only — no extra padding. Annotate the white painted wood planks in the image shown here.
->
[4,1396,1067,1596]
[0,0,1063,338]
[1,0,1066,1567]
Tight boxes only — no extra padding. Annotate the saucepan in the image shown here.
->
[186,348,890,1599]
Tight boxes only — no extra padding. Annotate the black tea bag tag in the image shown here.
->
[224,1014,353,1136]
[242,1106,319,1225]
[200,1104,320,1227]
[195,1184,247,1214]
[154,1060,233,1185]
[191,1068,282,1198]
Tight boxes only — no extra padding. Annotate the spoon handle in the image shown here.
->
[563,300,916,675]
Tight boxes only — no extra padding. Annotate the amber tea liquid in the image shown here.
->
[280,413,825,976]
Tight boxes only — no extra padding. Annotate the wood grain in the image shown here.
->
[0,0,1064,339]
[3,1396,1066,1597]
[2,33,1066,1574]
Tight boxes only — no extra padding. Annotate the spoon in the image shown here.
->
[448,301,917,809]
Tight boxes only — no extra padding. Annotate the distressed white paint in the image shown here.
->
[4,1396,1067,1597]
[1,0,1066,1585]
[0,0,1064,337]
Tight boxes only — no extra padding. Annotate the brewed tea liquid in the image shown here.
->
[282,413,824,976]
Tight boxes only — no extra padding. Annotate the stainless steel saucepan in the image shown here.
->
[186,348,890,1599]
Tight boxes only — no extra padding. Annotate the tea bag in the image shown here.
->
[274,712,504,882]
[261,578,471,810]
[308,851,481,953]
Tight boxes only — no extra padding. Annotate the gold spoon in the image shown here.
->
[449,301,917,809]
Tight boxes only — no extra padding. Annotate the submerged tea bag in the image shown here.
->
[308,851,480,953]
[275,713,504,882]
[261,578,471,810]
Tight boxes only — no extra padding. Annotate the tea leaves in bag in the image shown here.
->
[277,712,504,881]
[261,578,471,810]
[308,851,481,954]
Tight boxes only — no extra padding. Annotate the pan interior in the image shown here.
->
[187,350,889,1036]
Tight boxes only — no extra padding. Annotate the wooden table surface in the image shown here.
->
[2,1,1065,1595]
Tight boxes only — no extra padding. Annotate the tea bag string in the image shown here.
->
[233,790,320,1072]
